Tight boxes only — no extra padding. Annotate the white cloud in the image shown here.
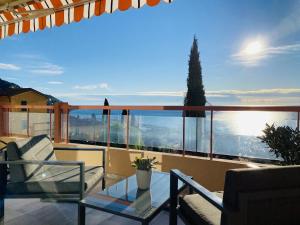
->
[73,83,109,90]
[99,83,109,89]
[137,91,185,97]
[53,88,300,106]
[231,43,300,66]
[64,96,103,101]
[56,91,184,98]
[55,88,300,100]
[239,96,299,104]
[206,94,228,98]
[29,63,64,75]
[207,88,300,95]
[48,81,63,85]
[0,63,21,70]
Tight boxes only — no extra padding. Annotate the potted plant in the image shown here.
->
[259,123,300,165]
[131,156,158,190]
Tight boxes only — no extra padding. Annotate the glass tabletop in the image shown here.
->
[82,171,184,220]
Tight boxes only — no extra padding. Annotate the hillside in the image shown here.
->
[0,78,21,89]
[0,78,60,105]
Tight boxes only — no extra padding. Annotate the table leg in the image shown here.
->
[142,221,149,225]
[78,204,85,225]
[0,197,4,225]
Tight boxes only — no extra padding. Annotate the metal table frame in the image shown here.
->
[78,171,186,225]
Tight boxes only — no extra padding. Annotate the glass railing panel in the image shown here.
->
[29,112,53,137]
[9,111,27,136]
[110,111,126,145]
[184,111,211,154]
[129,110,183,151]
[69,110,103,143]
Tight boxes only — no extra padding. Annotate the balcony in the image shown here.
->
[0,104,299,224]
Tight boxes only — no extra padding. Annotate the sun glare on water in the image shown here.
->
[230,111,273,136]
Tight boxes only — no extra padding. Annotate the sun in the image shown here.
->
[233,37,269,66]
[242,39,266,56]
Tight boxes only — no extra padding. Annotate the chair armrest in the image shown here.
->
[170,169,223,211]
[53,147,105,152]
[53,147,106,170]
[0,140,7,145]
[0,159,84,166]
[0,140,7,151]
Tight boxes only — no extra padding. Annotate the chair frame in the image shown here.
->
[0,147,106,224]
[170,168,300,225]
[169,169,223,225]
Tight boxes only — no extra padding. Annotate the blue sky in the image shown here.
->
[1,0,300,105]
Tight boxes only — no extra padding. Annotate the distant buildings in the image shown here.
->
[0,88,59,112]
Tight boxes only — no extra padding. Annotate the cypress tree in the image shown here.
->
[102,98,109,143]
[184,37,206,117]
[103,98,109,115]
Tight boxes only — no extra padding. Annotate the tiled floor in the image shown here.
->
[5,199,183,225]
[3,175,184,225]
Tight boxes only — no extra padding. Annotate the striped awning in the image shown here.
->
[0,0,172,39]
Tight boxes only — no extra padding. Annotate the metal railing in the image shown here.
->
[1,104,300,160]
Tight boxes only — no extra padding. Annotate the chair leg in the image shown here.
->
[78,203,85,225]
[0,197,4,225]
[102,177,106,190]
[170,172,178,225]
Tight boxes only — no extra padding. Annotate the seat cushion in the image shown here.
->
[7,135,55,182]
[179,192,223,225]
[6,166,104,195]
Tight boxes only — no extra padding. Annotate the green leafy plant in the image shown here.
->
[259,124,300,165]
[131,157,158,171]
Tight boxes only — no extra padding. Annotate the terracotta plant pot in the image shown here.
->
[136,169,152,190]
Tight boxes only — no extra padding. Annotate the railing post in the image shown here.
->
[27,107,30,137]
[107,109,111,148]
[49,110,52,140]
[54,103,61,143]
[182,113,186,156]
[8,108,11,137]
[209,110,213,160]
[54,102,69,143]
[126,109,130,150]
[0,108,3,137]
[65,107,69,143]
[195,117,198,152]
[0,108,8,137]
[297,111,300,131]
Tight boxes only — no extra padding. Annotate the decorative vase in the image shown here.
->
[136,169,152,190]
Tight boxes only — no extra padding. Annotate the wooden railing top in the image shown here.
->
[1,104,300,112]
[0,105,54,109]
[68,105,300,112]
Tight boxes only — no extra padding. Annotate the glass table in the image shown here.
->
[79,171,185,225]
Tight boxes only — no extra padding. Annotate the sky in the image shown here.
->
[1,0,300,105]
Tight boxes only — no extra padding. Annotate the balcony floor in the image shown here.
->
[3,174,185,225]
